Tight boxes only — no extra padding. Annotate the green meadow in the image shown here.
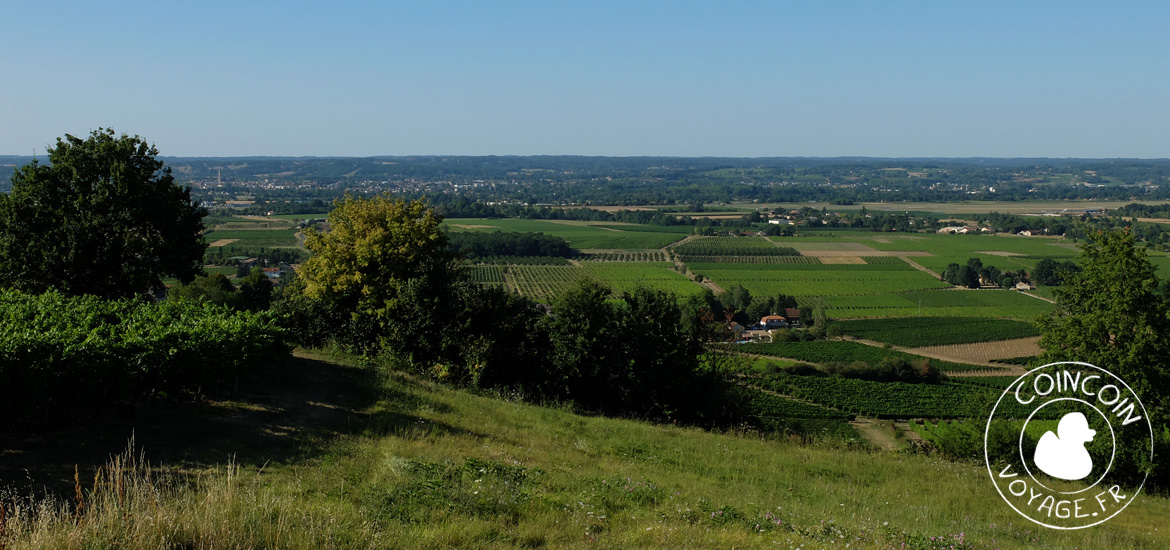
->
[4,350,1166,549]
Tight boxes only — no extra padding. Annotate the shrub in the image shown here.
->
[0,289,286,430]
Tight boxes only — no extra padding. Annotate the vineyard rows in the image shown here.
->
[696,271,950,297]
[589,224,695,234]
[581,251,669,262]
[671,237,799,256]
[578,264,702,296]
[836,317,1040,347]
[685,262,915,272]
[678,255,819,264]
[735,386,857,438]
[465,266,506,284]
[743,341,985,372]
[501,263,702,301]
[753,376,997,419]
[565,233,685,249]
[470,256,571,265]
[507,266,588,302]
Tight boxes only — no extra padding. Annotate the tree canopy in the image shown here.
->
[1037,229,1170,485]
[288,194,457,355]
[1038,230,1170,406]
[0,129,206,297]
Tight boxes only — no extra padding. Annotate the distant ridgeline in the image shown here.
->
[7,155,1166,202]
[6,155,1170,201]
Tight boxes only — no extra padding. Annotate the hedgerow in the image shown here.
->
[0,289,286,429]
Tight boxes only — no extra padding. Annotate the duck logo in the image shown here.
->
[1033,412,1096,481]
[984,362,1155,530]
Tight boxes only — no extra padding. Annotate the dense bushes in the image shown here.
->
[280,272,735,424]
[0,289,286,429]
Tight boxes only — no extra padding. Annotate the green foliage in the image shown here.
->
[293,194,458,355]
[1031,257,1081,286]
[0,129,207,296]
[1037,230,1170,487]
[0,289,285,429]
[168,273,239,307]
[470,279,730,423]
[837,317,1040,347]
[745,293,799,321]
[237,268,275,311]
[447,230,576,259]
[167,269,274,312]
[1038,230,1170,409]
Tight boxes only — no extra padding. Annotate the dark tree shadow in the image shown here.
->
[0,350,466,496]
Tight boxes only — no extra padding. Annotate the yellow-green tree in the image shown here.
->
[295,195,454,354]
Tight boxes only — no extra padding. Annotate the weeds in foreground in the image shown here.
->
[0,439,372,550]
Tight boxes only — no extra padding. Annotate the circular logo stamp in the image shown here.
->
[984,361,1155,529]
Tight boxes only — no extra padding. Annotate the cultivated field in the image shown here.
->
[909,336,1043,364]
[445,218,687,249]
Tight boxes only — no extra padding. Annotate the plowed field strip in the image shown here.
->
[910,337,1042,363]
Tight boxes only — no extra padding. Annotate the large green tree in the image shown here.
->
[1037,229,1170,486]
[290,194,458,356]
[0,129,206,296]
[1038,229,1170,408]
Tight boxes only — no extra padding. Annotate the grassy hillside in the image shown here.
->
[2,351,1167,549]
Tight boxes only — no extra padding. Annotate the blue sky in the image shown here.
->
[3,1,1167,157]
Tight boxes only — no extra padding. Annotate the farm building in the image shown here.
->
[760,315,789,329]
[784,308,802,326]
[937,226,979,234]
[739,329,771,343]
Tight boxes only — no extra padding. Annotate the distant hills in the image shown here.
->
[4,156,1170,200]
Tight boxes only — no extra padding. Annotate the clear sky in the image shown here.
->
[2,1,1168,158]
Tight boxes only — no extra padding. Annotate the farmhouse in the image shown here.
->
[784,308,802,327]
[760,315,789,329]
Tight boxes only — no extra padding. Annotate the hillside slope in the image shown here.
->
[3,350,1167,549]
